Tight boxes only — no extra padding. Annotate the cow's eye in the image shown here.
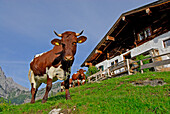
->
[72,42,77,46]
[62,43,65,47]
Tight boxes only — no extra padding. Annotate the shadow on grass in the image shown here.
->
[34,94,75,104]
[48,94,65,101]
[48,94,76,101]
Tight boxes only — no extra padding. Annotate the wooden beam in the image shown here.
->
[107,53,110,60]
[85,62,92,67]
[115,22,128,38]
[101,44,106,46]
[145,8,151,15]
[122,16,126,21]
[106,36,115,41]
[134,41,138,47]
[141,59,170,70]
[140,60,144,74]
[95,50,103,54]
[126,59,132,75]
[109,62,126,71]
[103,41,112,51]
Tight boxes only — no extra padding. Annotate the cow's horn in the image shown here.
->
[54,31,62,37]
[76,30,84,36]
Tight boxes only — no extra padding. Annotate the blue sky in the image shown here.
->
[0,0,157,89]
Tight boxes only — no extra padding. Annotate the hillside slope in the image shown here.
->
[0,71,170,114]
[0,66,61,105]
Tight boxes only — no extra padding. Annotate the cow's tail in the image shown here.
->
[28,68,32,82]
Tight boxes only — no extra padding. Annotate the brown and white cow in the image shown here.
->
[72,69,86,87]
[28,30,87,103]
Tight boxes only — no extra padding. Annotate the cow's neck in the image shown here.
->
[52,51,63,67]
[78,73,83,79]
[52,45,74,72]
[61,60,74,72]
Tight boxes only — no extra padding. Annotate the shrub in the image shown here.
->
[86,66,99,76]
[0,97,11,112]
[135,54,151,72]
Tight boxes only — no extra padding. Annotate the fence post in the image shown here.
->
[150,49,157,71]
[88,78,90,83]
[126,59,132,75]
[140,60,144,74]
[107,68,111,77]
[96,74,97,81]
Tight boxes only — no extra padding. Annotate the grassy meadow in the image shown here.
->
[0,71,170,114]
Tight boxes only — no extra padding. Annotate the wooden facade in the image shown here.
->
[81,0,170,68]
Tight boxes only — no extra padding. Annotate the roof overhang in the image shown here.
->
[81,0,170,67]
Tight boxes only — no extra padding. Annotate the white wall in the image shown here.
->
[95,60,109,71]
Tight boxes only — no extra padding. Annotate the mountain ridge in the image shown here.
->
[0,66,61,104]
[0,67,29,99]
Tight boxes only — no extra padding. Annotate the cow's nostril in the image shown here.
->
[65,56,73,61]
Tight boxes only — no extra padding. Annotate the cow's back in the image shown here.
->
[72,73,79,80]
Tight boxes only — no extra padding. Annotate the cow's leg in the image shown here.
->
[64,77,71,100]
[30,71,38,104]
[30,82,41,104]
[42,66,56,103]
[82,79,85,85]
[72,80,75,87]
[61,85,65,92]
[77,79,80,86]
[30,83,36,103]
[42,76,52,103]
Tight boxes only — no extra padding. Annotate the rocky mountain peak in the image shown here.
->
[0,66,6,80]
[0,66,29,99]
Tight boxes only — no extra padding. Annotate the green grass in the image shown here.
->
[0,71,170,114]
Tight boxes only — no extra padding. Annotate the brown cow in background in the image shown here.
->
[28,30,87,103]
[72,69,86,87]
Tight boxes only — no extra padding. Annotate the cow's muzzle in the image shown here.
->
[64,56,73,61]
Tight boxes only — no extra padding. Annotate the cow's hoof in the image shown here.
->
[66,98,71,100]
[42,98,48,103]
[42,99,47,103]
[66,96,71,100]
[30,100,35,104]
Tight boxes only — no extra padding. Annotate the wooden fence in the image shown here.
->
[87,70,108,83]
[87,52,170,83]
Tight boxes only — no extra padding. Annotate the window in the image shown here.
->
[139,31,145,40]
[164,38,170,48]
[115,59,118,65]
[145,28,151,38]
[138,27,152,41]
[99,65,104,71]
[123,52,131,60]
[111,61,114,66]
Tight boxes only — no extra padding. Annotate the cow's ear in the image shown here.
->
[51,39,61,46]
[84,70,86,72]
[77,36,87,44]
